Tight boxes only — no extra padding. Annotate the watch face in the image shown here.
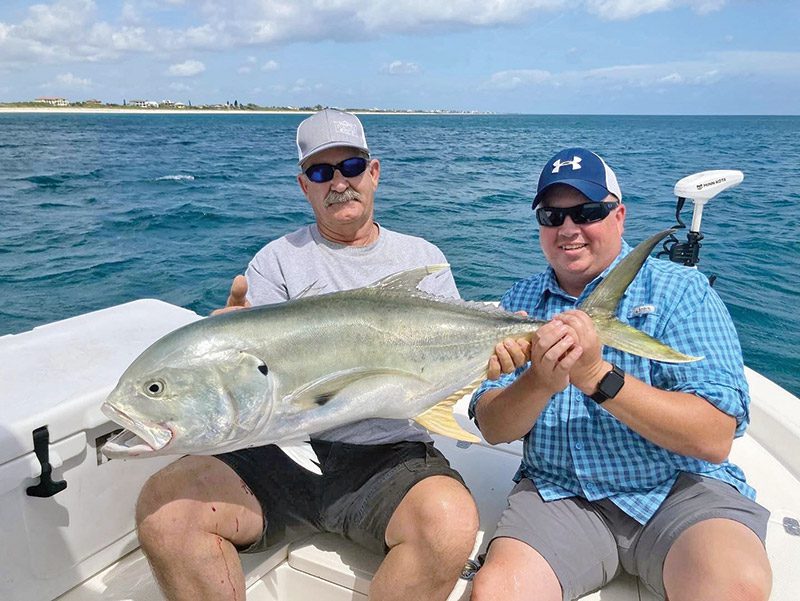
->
[592,365,625,403]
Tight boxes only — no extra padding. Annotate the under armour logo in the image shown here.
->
[552,156,582,173]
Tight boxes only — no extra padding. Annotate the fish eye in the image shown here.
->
[144,379,165,396]
[258,363,268,376]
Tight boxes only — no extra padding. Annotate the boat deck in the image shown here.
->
[58,391,800,601]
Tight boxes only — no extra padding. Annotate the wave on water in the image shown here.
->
[22,169,104,187]
[155,174,195,181]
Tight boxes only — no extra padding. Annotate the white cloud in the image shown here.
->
[381,60,420,75]
[585,0,726,21]
[168,59,205,76]
[261,60,279,71]
[238,66,252,74]
[56,72,92,87]
[0,0,735,71]
[485,69,552,89]
[485,51,800,92]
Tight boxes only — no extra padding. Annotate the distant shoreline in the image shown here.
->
[0,107,479,116]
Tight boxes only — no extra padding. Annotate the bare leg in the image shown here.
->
[663,518,771,601]
[135,456,265,601]
[470,536,562,601]
[369,476,478,601]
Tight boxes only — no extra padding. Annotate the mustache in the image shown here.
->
[324,188,361,207]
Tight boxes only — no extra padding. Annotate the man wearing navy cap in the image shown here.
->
[470,148,771,601]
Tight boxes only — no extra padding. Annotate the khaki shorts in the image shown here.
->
[216,439,465,555]
[487,472,769,600]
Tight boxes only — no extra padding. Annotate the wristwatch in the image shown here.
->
[590,364,625,404]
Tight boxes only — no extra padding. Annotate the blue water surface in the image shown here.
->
[1,113,798,398]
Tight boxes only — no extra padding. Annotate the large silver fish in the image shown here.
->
[101,229,699,472]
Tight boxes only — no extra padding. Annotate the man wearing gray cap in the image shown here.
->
[134,109,485,601]
[470,148,771,601]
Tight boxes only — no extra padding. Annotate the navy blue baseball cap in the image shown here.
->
[532,147,622,208]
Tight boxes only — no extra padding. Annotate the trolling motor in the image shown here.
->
[657,169,744,284]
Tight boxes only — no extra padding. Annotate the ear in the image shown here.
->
[615,201,626,236]
[369,158,381,187]
[297,172,309,195]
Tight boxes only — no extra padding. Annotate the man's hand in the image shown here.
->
[211,275,251,315]
[524,318,582,398]
[554,310,608,394]
[487,311,531,380]
[487,338,531,380]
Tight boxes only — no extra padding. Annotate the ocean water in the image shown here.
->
[1,113,798,398]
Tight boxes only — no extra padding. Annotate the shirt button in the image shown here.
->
[574,442,583,450]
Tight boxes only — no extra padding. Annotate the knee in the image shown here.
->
[418,483,479,556]
[135,461,205,554]
[727,562,772,601]
[470,563,503,601]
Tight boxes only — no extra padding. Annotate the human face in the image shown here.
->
[297,146,380,242]
[538,184,625,297]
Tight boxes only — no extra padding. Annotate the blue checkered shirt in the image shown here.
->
[470,241,755,524]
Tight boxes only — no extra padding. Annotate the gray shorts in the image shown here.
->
[488,472,769,600]
[216,439,465,555]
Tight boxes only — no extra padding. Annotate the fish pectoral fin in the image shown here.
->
[368,264,450,292]
[597,317,703,364]
[277,439,322,475]
[414,402,481,443]
[285,367,429,410]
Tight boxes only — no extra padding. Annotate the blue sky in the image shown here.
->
[0,0,798,114]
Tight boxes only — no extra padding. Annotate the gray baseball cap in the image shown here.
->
[296,108,370,165]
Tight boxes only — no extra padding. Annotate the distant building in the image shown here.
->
[129,99,160,108]
[35,96,68,106]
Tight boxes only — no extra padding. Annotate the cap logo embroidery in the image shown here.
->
[552,156,582,173]
[333,120,357,138]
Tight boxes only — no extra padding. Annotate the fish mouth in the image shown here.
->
[101,402,173,457]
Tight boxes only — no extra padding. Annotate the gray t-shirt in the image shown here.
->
[245,223,460,444]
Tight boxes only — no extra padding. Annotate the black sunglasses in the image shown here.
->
[536,201,619,227]
[304,157,369,183]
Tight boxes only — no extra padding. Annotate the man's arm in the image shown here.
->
[558,310,737,464]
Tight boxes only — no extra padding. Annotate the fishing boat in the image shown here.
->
[2,172,798,600]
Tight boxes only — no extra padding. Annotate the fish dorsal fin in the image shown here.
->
[581,229,674,317]
[414,400,480,443]
[277,439,322,475]
[368,264,450,292]
[284,367,429,410]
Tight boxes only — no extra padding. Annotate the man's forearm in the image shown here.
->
[584,369,737,463]
[474,371,553,444]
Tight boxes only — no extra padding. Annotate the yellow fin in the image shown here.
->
[413,380,483,443]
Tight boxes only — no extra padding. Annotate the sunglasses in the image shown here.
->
[304,157,369,183]
[536,201,619,227]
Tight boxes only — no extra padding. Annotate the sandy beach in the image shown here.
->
[0,106,468,116]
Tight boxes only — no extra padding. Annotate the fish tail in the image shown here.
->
[581,229,702,364]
